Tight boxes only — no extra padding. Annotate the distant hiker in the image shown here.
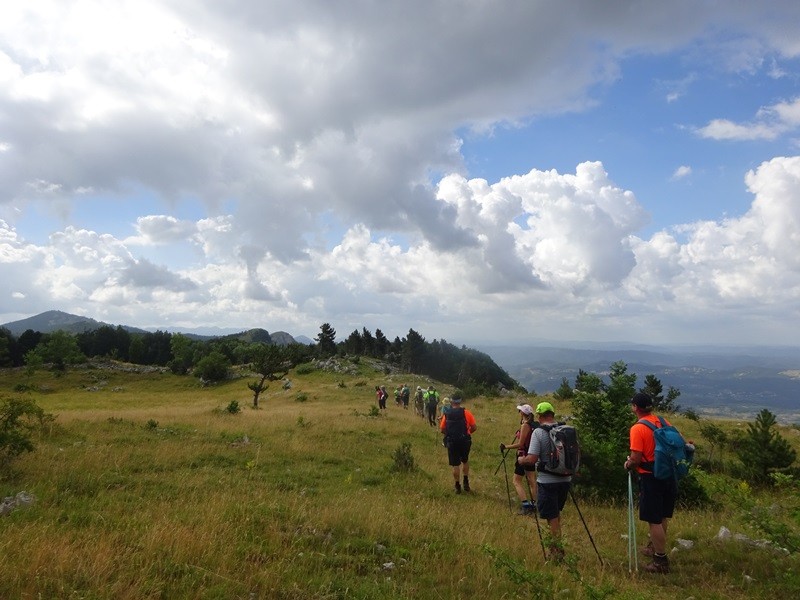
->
[500,403,538,515]
[624,392,676,574]
[394,386,402,406]
[401,384,410,409]
[439,393,477,494]
[439,397,452,421]
[519,401,571,561]
[414,386,425,416]
[424,386,439,426]
[378,385,387,411]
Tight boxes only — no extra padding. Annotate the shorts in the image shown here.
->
[514,458,537,477]
[447,437,472,466]
[537,481,570,521]
[638,473,676,524]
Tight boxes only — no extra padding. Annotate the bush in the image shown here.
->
[194,351,231,382]
[295,364,315,375]
[0,396,54,471]
[391,442,415,472]
[226,400,241,415]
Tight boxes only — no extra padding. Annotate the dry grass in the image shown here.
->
[1,363,798,599]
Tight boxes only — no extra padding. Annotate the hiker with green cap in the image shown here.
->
[519,401,571,561]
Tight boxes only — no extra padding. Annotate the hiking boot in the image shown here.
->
[517,502,536,516]
[643,553,670,574]
[462,477,471,492]
[454,482,462,494]
[640,541,654,557]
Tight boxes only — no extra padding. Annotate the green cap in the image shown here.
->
[535,401,555,415]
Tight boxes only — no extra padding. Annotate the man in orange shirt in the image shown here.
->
[439,393,477,494]
[624,392,674,574]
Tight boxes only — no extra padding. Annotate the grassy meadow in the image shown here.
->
[1,359,799,599]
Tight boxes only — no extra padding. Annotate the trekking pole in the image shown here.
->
[627,471,638,573]
[500,450,513,514]
[526,478,547,560]
[569,488,603,565]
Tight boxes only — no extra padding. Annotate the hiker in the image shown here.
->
[624,392,675,574]
[414,386,425,416]
[424,386,439,426]
[401,384,410,409]
[439,393,477,494]
[500,403,538,515]
[519,401,571,561]
[377,385,387,410]
[394,386,402,406]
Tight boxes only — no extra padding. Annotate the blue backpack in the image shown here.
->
[638,417,694,481]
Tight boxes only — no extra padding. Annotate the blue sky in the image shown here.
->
[1,2,800,347]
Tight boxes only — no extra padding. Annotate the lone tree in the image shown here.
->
[248,344,290,408]
[735,408,797,484]
[315,323,337,358]
[640,374,681,413]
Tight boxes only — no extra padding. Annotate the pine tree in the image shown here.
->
[736,409,797,484]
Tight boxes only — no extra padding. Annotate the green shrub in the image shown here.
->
[0,396,53,470]
[295,363,315,375]
[390,442,415,472]
[295,393,308,403]
[225,400,241,414]
[145,419,158,430]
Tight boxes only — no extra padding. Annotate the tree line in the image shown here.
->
[0,322,520,396]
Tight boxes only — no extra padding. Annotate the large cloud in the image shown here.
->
[2,2,800,343]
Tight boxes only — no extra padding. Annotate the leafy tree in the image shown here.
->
[700,423,729,462]
[343,329,364,356]
[401,329,426,373]
[575,369,603,393]
[168,333,196,375]
[315,323,337,357]
[0,329,13,367]
[374,328,388,357]
[1,396,54,471]
[247,344,290,408]
[17,330,42,360]
[194,351,231,383]
[571,362,637,500]
[735,409,797,485]
[640,374,681,413]
[553,377,574,400]
[24,330,86,371]
[361,327,375,357]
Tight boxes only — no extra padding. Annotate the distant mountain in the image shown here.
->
[294,335,314,345]
[479,344,800,422]
[1,310,149,336]
[1,311,300,346]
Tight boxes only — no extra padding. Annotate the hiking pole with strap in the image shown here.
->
[525,478,547,560]
[500,448,513,514]
[569,488,603,565]
[627,471,638,573]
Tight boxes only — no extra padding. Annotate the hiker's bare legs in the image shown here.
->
[649,518,669,554]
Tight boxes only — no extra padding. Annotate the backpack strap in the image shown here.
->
[636,418,658,472]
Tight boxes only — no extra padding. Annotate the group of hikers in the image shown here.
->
[374,384,685,573]
[374,383,445,426]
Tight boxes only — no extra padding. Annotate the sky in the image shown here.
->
[2,1,800,347]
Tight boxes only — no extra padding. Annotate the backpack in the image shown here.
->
[538,423,580,476]
[444,407,469,443]
[637,417,694,481]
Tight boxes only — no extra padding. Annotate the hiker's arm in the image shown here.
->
[624,451,643,471]
[518,451,537,466]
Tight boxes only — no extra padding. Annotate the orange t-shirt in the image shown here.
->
[629,414,671,474]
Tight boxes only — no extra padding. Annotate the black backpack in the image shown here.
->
[445,407,469,442]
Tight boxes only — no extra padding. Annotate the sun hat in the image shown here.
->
[535,401,555,415]
[516,404,533,415]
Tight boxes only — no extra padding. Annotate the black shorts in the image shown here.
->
[638,473,677,524]
[447,437,472,466]
[537,481,570,521]
[514,458,537,477]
